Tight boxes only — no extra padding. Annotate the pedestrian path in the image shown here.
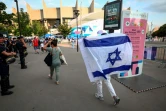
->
[0,46,166,111]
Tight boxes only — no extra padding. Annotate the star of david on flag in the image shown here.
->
[78,33,133,82]
[106,48,122,66]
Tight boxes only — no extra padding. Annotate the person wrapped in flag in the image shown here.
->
[78,33,132,105]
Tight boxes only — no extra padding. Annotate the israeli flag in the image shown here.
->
[78,33,133,82]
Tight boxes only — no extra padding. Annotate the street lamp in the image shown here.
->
[14,0,21,37]
[150,22,153,38]
[73,9,80,52]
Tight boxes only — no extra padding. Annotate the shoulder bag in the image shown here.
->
[44,48,53,66]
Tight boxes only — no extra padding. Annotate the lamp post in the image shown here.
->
[73,9,80,52]
[14,0,21,37]
[150,22,153,38]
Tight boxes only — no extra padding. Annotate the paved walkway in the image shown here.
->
[0,45,166,111]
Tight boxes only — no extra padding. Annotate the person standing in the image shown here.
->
[40,41,44,53]
[7,39,13,52]
[4,37,9,47]
[0,33,15,96]
[29,39,32,47]
[38,37,41,50]
[71,38,75,49]
[12,38,18,58]
[16,36,27,69]
[43,39,62,85]
[33,37,39,54]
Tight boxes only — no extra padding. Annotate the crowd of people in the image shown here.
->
[0,33,120,106]
[0,33,63,96]
[0,34,27,96]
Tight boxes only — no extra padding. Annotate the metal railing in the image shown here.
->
[156,47,166,68]
[144,46,166,68]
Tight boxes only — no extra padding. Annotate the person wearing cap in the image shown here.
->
[16,36,27,69]
[0,33,16,96]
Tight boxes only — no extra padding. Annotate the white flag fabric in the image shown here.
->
[78,33,133,82]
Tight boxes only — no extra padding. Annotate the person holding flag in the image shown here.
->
[78,33,133,105]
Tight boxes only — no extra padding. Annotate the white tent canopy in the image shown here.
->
[69,10,104,27]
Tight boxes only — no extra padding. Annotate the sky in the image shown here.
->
[0,0,166,28]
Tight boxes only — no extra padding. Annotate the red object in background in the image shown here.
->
[33,39,38,47]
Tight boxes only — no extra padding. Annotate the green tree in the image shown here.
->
[22,25,33,36]
[152,24,166,37]
[158,24,166,37]
[57,23,72,39]
[13,28,19,36]
[0,2,15,34]
[32,20,48,36]
[0,2,7,14]
[13,8,32,36]
[152,30,158,37]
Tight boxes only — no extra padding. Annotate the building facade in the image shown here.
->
[12,0,102,30]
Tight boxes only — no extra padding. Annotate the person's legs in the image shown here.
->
[0,66,13,96]
[20,54,26,69]
[95,80,104,100]
[37,46,40,54]
[1,75,8,94]
[104,75,120,105]
[34,47,37,53]
[37,48,39,54]
[49,66,54,79]
[41,47,44,52]
[21,58,26,68]
[6,65,14,89]
[104,76,116,97]
[72,43,74,49]
[55,66,60,84]
[6,75,15,89]
[96,80,103,96]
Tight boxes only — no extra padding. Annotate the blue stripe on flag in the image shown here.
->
[92,65,131,79]
[84,36,131,47]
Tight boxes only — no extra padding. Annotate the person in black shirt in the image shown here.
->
[12,38,18,58]
[38,38,41,49]
[16,36,27,69]
[0,33,16,96]
[7,39,13,52]
[4,37,9,47]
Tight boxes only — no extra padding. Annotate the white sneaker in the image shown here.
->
[48,74,52,79]
[95,93,104,101]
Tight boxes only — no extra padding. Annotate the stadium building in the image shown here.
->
[12,0,102,31]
